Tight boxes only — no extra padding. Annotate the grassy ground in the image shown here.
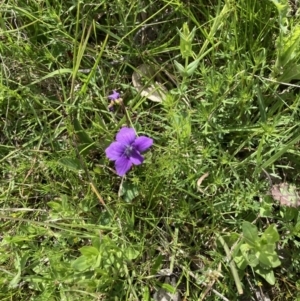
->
[1,0,300,300]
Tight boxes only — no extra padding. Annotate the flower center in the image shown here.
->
[124,145,133,157]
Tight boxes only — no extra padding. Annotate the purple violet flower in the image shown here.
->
[108,90,121,111]
[105,127,153,176]
[108,90,120,101]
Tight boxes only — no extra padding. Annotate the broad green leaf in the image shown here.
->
[281,206,299,222]
[293,221,300,237]
[20,253,30,270]
[259,252,281,268]
[161,283,176,294]
[178,23,196,58]
[260,199,273,217]
[258,251,272,267]
[242,222,259,247]
[259,243,276,254]
[240,243,251,254]
[119,181,139,203]
[240,244,259,267]
[71,256,90,271]
[143,286,150,301]
[92,237,101,250]
[222,232,240,248]
[103,253,115,269]
[124,247,140,260]
[114,251,124,270]
[151,254,163,275]
[276,25,300,68]
[261,224,280,244]
[234,254,248,270]
[254,266,276,285]
[47,201,62,211]
[58,157,82,171]
[247,252,259,267]
[9,254,21,288]
[4,235,32,243]
[186,58,200,76]
[174,60,186,75]
[278,64,300,82]
[9,271,21,289]
[79,246,99,257]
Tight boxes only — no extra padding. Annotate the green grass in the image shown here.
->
[1,0,300,300]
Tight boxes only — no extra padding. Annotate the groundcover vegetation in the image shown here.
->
[1,0,300,300]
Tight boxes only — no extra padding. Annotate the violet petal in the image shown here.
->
[108,90,120,100]
[115,156,132,176]
[133,136,153,153]
[116,127,136,145]
[105,142,126,161]
[129,149,144,165]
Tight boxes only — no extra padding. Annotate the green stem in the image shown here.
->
[217,234,243,295]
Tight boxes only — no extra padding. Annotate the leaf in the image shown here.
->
[242,222,259,247]
[247,252,260,267]
[259,252,281,268]
[73,118,96,155]
[150,254,163,275]
[132,64,168,102]
[261,224,280,244]
[269,0,289,34]
[178,23,196,58]
[71,256,90,271]
[260,199,273,217]
[4,235,32,243]
[278,64,300,82]
[73,118,93,142]
[256,85,267,122]
[79,246,99,257]
[124,247,140,260]
[58,157,82,171]
[240,243,259,267]
[92,237,101,250]
[269,0,289,15]
[259,243,275,253]
[160,283,176,294]
[47,201,62,211]
[174,60,185,75]
[280,206,298,221]
[9,271,21,289]
[276,25,300,68]
[9,254,21,288]
[186,58,200,76]
[142,286,150,301]
[254,266,276,285]
[27,68,74,86]
[119,181,139,203]
[234,254,248,270]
